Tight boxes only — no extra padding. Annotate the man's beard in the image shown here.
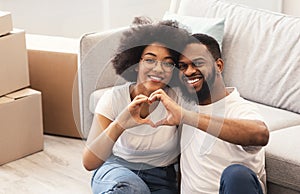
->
[179,71,216,104]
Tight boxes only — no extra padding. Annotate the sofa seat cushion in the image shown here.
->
[89,87,112,114]
[266,125,300,191]
[249,101,300,132]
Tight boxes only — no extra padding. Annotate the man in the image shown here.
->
[149,33,269,194]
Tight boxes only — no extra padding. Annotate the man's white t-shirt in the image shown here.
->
[94,82,179,167]
[180,87,267,194]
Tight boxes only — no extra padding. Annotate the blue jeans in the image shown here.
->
[91,156,178,194]
[219,164,264,194]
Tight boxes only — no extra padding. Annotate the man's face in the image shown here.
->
[178,43,217,102]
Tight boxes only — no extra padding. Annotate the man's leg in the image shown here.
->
[219,164,263,194]
[91,162,151,194]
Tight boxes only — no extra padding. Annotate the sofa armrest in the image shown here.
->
[78,27,128,138]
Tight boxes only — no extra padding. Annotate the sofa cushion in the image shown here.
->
[89,87,112,114]
[266,125,300,191]
[176,0,300,115]
[163,12,225,46]
[79,27,128,137]
[249,101,300,132]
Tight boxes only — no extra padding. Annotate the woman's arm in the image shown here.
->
[82,114,123,171]
[82,94,155,171]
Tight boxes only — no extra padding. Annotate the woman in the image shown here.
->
[82,17,189,194]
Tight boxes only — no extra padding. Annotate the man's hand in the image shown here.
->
[148,89,183,127]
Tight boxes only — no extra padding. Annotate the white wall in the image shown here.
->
[1,0,299,38]
[0,0,171,38]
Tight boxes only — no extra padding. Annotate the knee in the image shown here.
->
[91,166,151,194]
[92,178,151,194]
[221,164,255,185]
[220,164,263,194]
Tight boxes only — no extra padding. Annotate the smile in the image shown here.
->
[184,75,203,85]
[187,78,200,84]
[148,75,163,82]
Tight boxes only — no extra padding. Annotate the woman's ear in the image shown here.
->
[216,58,224,74]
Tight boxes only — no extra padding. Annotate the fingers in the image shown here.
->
[149,89,166,98]
[148,93,161,103]
[130,95,149,108]
[141,118,156,128]
[149,89,168,103]
[134,94,148,100]
[154,118,168,127]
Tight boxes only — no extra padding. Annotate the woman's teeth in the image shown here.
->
[149,75,163,81]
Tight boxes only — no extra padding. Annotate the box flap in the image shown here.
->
[0,96,14,104]
[26,34,79,53]
[0,11,11,17]
[8,28,25,35]
[6,88,41,100]
[0,11,13,36]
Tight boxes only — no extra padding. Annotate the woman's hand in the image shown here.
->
[116,94,155,129]
[148,89,184,127]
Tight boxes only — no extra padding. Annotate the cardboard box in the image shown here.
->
[26,34,82,138]
[0,29,30,96]
[0,11,13,36]
[0,88,44,165]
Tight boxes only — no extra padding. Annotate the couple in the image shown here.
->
[82,17,269,194]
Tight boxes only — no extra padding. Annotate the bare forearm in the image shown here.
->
[182,109,269,146]
[83,121,124,171]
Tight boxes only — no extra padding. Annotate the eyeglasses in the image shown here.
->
[141,58,176,72]
[177,61,205,71]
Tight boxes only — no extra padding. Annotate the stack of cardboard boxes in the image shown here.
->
[0,11,43,165]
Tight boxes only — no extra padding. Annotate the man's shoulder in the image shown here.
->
[225,87,264,120]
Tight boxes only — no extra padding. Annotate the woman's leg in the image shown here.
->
[219,164,263,194]
[92,162,151,194]
[134,164,179,194]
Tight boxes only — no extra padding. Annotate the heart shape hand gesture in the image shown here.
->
[149,89,183,127]
[115,94,156,129]
[115,89,184,130]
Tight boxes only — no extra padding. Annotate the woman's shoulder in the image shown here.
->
[110,82,132,94]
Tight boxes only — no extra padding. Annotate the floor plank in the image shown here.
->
[0,135,93,194]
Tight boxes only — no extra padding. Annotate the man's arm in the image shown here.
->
[149,89,269,146]
[182,110,269,146]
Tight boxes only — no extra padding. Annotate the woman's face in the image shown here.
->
[136,42,175,93]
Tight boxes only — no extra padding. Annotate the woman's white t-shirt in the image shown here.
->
[94,82,179,167]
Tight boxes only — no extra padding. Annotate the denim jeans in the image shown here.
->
[91,156,178,194]
[219,164,264,194]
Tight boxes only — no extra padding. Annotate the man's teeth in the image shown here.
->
[187,78,200,84]
[149,75,162,81]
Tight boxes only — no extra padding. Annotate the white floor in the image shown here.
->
[0,135,93,194]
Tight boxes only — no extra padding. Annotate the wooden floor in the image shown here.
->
[0,135,93,194]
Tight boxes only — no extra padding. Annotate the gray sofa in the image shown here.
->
[78,0,300,193]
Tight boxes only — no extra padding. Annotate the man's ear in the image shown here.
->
[216,58,224,73]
